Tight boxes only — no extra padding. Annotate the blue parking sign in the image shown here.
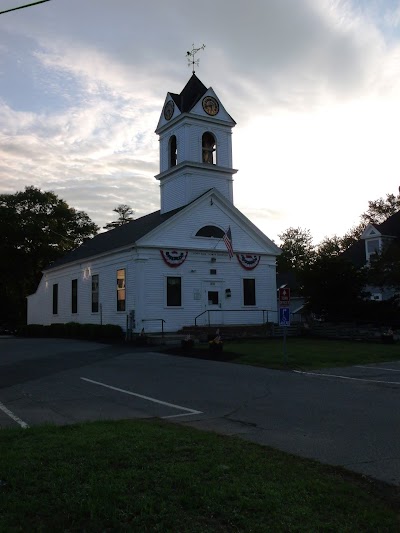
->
[279,307,290,326]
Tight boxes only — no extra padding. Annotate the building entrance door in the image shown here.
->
[202,281,223,326]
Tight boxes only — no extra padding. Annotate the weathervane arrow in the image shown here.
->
[186,43,205,74]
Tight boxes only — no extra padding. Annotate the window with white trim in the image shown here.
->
[202,132,216,164]
[169,135,177,168]
[365,238,380,262]
[52,283,58,315]
[167,276,181,307]
[117,269,126,312]
[243,278,256,306]
[71,279,78,314]
[92,274,99,313]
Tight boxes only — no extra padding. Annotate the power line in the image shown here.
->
[0,0,51,15]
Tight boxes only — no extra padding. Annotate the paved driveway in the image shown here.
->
[1,337,399,486]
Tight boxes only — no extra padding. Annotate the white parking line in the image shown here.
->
[355,365,400,373]
[0,400,29,429]
[80,377,202,418]
[293,370,400,386]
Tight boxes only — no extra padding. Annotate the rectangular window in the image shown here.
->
[366,238,380,257]
[167,276,181,307]
[71,279,78,314]
[208,291,219,305]
[243,278,256,306]
[92,274,99,313]
[117,269,126,312]
[52,283,58,314]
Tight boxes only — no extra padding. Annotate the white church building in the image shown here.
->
[27,73,281,333]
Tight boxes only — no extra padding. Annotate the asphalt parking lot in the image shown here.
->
[1,337,399,486]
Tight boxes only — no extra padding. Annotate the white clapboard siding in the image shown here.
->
[141,192,278,256]
[135,247,277,332]
[28,249,136,330]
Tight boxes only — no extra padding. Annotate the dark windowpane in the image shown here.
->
[202,132,216,164]
[71,279,78,314]
[167,277,181,306]
[117,269,126,312]
[367,239,380,254]
[52,284,58,314]
[195,225,224,238]
[92,274,99,313]
[208,291,218,305]
[169,135,177,167]
[243,278,256,306]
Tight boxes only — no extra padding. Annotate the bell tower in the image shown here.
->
[155,72,237,214]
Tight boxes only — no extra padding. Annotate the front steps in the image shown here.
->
[180,323,301,341]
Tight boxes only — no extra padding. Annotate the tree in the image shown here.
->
[360,192,400,226]
[300,255,367,321]
[103,204,135,230]
[0,186,98,326]
[316,235,344,258]
[367,241,400,293]
[277,227,315,273]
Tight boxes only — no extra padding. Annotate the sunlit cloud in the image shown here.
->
[1,0,400,244]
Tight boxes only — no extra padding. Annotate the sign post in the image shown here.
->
[278,288,291,364]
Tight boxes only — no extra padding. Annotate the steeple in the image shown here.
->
[155,74,237,214]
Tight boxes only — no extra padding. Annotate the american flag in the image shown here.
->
[223,226,234,259]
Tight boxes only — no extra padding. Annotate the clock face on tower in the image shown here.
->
[202,96,219,116]
[163,100,174,121]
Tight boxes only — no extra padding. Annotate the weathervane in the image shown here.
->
[187,43,205,74]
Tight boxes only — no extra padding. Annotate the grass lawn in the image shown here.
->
[0,419,398,532]
[196,338,400,370]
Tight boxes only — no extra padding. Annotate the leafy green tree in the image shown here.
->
[277,227,315,273]
[0,186,98,326]
[103,204,134,230]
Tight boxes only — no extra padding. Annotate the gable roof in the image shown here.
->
[45,187,281,272]
[135,187,282,255]
[45,205,184,271]
[170,74,208,113]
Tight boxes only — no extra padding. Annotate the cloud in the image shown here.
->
[1,0,400,243]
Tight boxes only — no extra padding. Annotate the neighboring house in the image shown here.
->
[342,211,400,301]
[27,73,281,333]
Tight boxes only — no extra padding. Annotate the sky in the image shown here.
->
[1,0,400,246]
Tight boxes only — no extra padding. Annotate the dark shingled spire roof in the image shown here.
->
[45,205,184,271]
[170,74,208,113]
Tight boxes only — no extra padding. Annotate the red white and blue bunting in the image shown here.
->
[236,253,261,270]
[160,249,188,267]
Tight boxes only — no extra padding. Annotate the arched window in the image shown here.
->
[202,132,216,164]
[195,225,224,238]
[169,135,177,168]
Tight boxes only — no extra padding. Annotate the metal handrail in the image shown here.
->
[194,309,275,327]
[141,318,165,337]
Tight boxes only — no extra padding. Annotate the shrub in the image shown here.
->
[17,323,124,342]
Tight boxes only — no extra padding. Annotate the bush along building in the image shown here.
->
[27,73,281,334]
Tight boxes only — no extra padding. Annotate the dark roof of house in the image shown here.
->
[170,74,208,113]
[341,239,366,268]
[342,210,400,267]
[375,210,400,237]
[45,205,184,271]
